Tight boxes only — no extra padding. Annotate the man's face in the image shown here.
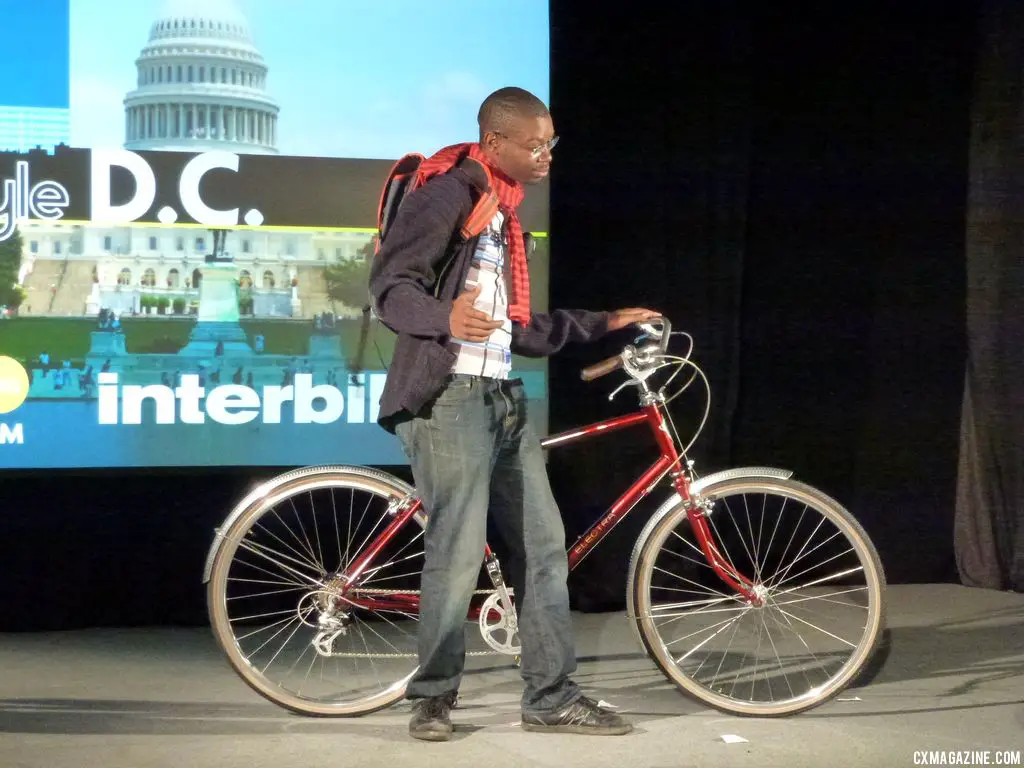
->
[483,113,557,185]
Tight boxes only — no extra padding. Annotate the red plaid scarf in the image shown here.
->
[414,142,531,325]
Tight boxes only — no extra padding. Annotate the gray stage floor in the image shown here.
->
[0,584,1021,768]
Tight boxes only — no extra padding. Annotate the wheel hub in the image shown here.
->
[316,574,349,610]
[749,582,770,608]
[295,583,355,657]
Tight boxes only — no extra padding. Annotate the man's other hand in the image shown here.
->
[450,284,502,341]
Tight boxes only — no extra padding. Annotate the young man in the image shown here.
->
[369,86,658,741]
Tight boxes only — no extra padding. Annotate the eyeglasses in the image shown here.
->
[494,133,560,159]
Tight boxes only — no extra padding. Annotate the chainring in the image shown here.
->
[478,591,521,655]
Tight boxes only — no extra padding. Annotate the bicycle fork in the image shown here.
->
[684,495,763,606]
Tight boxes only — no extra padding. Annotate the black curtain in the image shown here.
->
[547,2,751,609]
[954,0,1024,592]
[548,1,975,609]
[732,4,973,586]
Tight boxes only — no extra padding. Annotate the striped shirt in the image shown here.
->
[448,211,513,379]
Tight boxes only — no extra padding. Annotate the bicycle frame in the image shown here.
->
[340,395,760,612]
[545,401,758,602]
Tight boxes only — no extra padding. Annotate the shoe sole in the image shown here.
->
[521,722,633,736]
[410,729,453,742]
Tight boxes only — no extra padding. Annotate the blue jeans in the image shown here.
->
[394,374,582,715]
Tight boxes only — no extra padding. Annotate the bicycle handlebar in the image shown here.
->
[580,354,624,381]
[580,316,672,382]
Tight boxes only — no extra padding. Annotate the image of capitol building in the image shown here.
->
[123,0,279,155]
[17,0,370,321]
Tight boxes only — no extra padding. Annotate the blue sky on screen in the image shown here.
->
[0,0,69,107]
[67,0,550,159]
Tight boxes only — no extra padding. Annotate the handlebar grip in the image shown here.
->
[580,354,623,381]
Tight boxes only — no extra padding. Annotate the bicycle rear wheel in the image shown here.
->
[206,465,425,716]
[630,477,886,716]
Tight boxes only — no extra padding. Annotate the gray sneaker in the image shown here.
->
[409,692,458,742]
[521,695,633,735]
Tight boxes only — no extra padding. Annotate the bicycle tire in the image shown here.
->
[630,476,886,717]
[206,465,424,717]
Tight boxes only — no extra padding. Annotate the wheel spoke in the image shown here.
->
[235,537,326,589]
[769,585,867,606]
[773,606,860,649]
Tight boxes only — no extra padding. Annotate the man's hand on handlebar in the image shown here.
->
[607,308,661,332]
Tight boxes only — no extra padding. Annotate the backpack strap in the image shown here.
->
[455,156,500,239]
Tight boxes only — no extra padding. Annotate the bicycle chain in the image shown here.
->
[317,587,513,658]
[307,650,501,658]
[346,587,497,595]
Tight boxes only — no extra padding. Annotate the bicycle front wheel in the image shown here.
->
[631,477,886,717]
[206,465,425,716]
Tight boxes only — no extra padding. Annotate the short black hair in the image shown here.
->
[477,87,549,137]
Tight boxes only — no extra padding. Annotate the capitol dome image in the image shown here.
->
[17,0,370,326]
[123,0,279,154]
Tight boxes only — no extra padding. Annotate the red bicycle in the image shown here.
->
[204,316,886,718]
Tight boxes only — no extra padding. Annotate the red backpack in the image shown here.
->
[352,152,501,373]
[376,153,500,250]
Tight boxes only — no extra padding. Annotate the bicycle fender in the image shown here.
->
[201,464,416,583]
[624,466,793,649]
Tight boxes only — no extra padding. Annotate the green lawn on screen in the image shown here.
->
[0,315,543,371]
[0,317,385,362]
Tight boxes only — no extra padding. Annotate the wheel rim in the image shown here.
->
[635,479,885,716]
[208,473,425,715]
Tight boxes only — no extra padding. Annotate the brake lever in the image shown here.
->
[607,379,634,402]
[606,344,660,402]
[606,346,640,401]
